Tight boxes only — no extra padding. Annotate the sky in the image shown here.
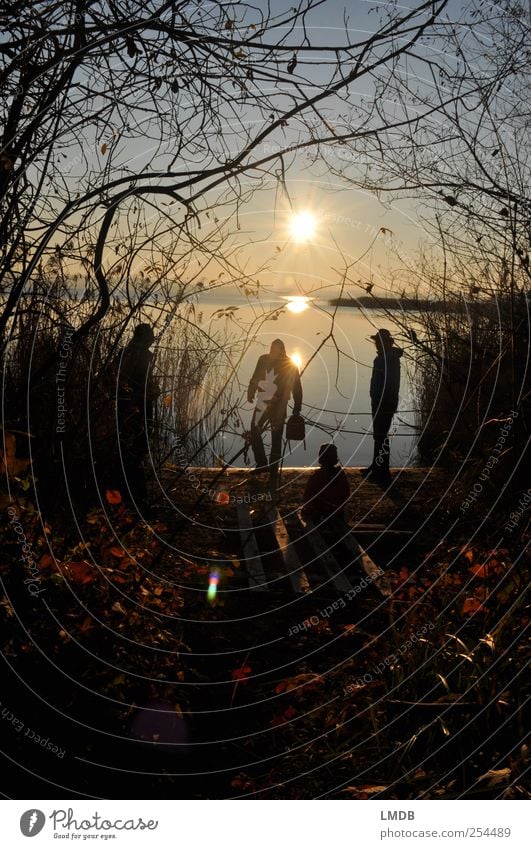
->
[187,0,448,299]
[14,0,507,303]
[171,1,451,301]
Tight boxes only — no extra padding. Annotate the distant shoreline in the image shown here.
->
[329,296,512,314]
[330,296,442,311]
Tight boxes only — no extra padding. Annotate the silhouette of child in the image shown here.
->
[302,443,350,527]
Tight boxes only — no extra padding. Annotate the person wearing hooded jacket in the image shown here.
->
[363,328,403,484]
[247,338,302,477]
[116,323,158,508]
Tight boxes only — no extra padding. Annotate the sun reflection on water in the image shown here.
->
[285,296,310,314]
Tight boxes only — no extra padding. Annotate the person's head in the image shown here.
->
[269,338,287,358]
[132,324,155,347]
[370,328,394,352]
[318,443,339,469]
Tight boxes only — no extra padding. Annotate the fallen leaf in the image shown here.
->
[231,773,254,790]
[106,489,122,505]
[478,767,511,787]
[0,432,31,476]
[63,561,97,584]
[339,785,388,798]
[271,704,297,726]
[480,633,495,650]
[462,596,482,615]
[231,665,251,682]
[39,553,55,571]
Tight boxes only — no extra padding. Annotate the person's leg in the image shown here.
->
[125,454,147,507]
[250,410,269,469]
[269,425,283,475]
[371,406,394,476]
[130,423,150,507]
[115,399,135,497]
[119,405,150,508]
[268,406,286,475]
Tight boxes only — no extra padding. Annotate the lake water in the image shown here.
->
[195,295,418,468]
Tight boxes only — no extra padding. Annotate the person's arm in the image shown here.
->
[146,351,160,402]
[382,349,403,406]
[370,356,383,401]
[292,368,302,414]
[247,356,264,403]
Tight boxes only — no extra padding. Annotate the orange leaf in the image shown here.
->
[79,616,94,633]
[105,489,122,505]
[471,559,502,578]
[231,665,252,681]
[462,596,482,615]
[63,561,96,584]
[271,705,297,726]
[0,432,31,475]
[231,773,254,791]
[39,553,55,571]
[109,546,126,558]
[469,563,489,579]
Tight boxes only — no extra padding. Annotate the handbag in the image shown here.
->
[285,413,306,446]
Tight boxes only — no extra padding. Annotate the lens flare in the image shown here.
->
[207,570,219,602]
[290,352,302,369]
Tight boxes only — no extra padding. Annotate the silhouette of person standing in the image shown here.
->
[247,338,302,478]
[363,328,403,485]
[116,324,158,508]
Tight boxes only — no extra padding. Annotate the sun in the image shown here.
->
[290,352,303,370]
[289,211,317,243]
